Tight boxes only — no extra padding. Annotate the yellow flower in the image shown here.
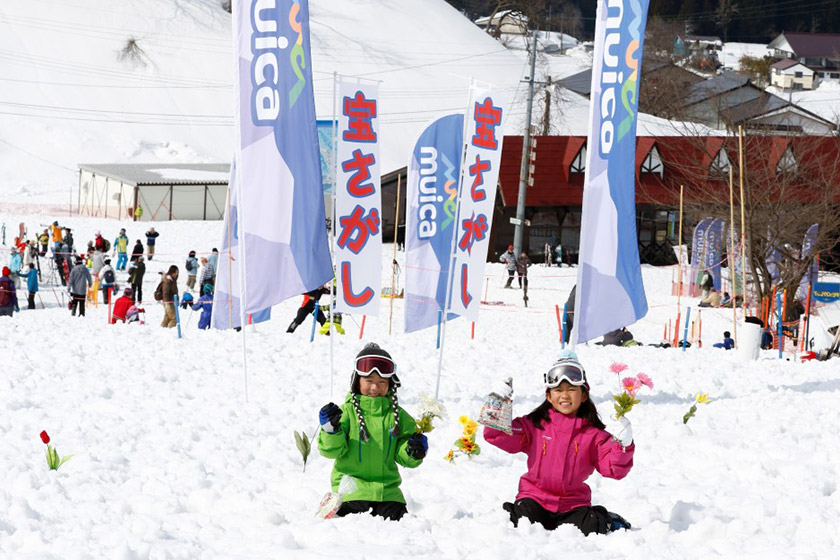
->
[463,424,477,437]
[695,393,710,404]
[444,450,454,462]
[459,415,470,426]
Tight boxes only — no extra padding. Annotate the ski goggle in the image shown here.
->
[355,355,397,378]
[544,362,588,389]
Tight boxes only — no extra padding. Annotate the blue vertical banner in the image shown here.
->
[334,81,381,315]
[797,223,818,301]
[232,0,332,314]
[690,217,712,290]
[573,0,651,344]
[703,218,725,291]
[448,86,506,321]
[404,114,464,333]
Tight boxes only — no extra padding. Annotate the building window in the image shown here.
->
[641,145,664,178]
[571,144,586,173]
[794,71,803,78]
[710,148,730,176]
[776,145,797,174]
[831,73,840,79]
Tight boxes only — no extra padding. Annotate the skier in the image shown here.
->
[484,352,633,536]
[713,331,735,350]
[158,265,179,328]
[111,287,135,324]
[8,247,22,289]
[130,239,144,263]
[100,258,116,305]
[515,250,531,289]
[38,229,49,256]
[317,343,427,521]
[128,256,145,303]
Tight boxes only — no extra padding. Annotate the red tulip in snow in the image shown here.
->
[39,430,72,471]
[40,431,50,444]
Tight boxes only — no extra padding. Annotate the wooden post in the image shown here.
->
[738,126,747,315]
[728,166,738,348]
[677,184,684,311]
[388,173,402,335]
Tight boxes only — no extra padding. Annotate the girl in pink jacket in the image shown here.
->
[484,353,634,535]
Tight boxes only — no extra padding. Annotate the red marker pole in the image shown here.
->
[555,304,562,343]
[359,315,366,340]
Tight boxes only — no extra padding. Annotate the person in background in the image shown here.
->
[698,288,722,308]
[160,265,179,328]
[191,283,214,330]
[185,250,199,291]
[113,228,129,271]
[713,331,735,350]
[68,256,92,317]
[94,231,106,252]
[100,258,116,305]
[0,266,18,317]
[130,239,144,262]
[145,227,159,261]
[544,242,552,267]
[134,205,143,220]
[555,242,564,267]
[198,256,215,289]
[128,256,145,303]
[50,221,62,254]
[516,251,531,289]
[111,287,135,324]
[8,247,22,289]
[699,270,714,299]
[63,228,74,254]
[19,263,38,310]
[208,248,219,271]
[500,244,516,288]
[38,229,49,256]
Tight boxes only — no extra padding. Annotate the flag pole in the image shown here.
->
[329,71,339,400]
[728,166,738,348]
[227,186,233,329]
[235,159,249,404]
[388,173,402,335]
[435,79,474,399]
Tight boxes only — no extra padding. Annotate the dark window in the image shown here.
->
[570,144,586,174]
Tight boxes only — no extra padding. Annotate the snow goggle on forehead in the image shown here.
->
[544,362,588,389]
[355,355,397,378]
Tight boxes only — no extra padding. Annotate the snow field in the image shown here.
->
[1,214,839,558]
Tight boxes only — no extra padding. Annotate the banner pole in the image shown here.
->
[728,167,738,348]
[389,173,402,335]
[227,187,233,329]
[434,79,474,399]
[682,307,691,351]
[329,71,339,396]
[235,161,249,404]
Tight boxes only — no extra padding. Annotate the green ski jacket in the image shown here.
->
[318,392,423,504]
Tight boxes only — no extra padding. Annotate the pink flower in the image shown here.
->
[621,377,641,396]
[637,373,654,389]
[609,362,629,374]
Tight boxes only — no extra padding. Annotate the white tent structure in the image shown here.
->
[77,163,229,221]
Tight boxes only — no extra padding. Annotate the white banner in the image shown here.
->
[448,86,506,321]
[335,81,381,315]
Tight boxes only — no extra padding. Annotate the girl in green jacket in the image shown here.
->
[318,343,428,521]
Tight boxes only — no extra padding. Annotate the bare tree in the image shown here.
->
[714,0,739,43]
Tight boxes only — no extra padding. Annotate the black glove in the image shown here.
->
[406,433,428,460]
[319,402,342,433]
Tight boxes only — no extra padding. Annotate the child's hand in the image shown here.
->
[319,403,342,433]
[406,433,428,460]
[607,415,633,447]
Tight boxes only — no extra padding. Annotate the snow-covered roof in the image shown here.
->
[78,163,229,186]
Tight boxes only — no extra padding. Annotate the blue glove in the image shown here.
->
[406,433,428,460]
[319,402,342,433]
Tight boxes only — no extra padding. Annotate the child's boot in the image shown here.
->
[333,313,345,335]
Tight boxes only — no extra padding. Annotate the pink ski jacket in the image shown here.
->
[484,408,634,513]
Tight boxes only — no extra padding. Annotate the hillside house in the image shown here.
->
[474,10,528,36]
[770,59,816,90]
[768,32,840,83]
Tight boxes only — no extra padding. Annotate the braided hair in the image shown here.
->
[351,343,402,441]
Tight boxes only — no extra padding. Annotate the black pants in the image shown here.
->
[505,269,515,287]
[517,272,528,288]
[70,293,86,316]
[132,282,143,303]
[337,500,407,521]
[102,286,112,305]
[28,292,35,310]
[294,299,326,326]
[504,498,611,536]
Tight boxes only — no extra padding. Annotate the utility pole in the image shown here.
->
[513,29,538,257]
